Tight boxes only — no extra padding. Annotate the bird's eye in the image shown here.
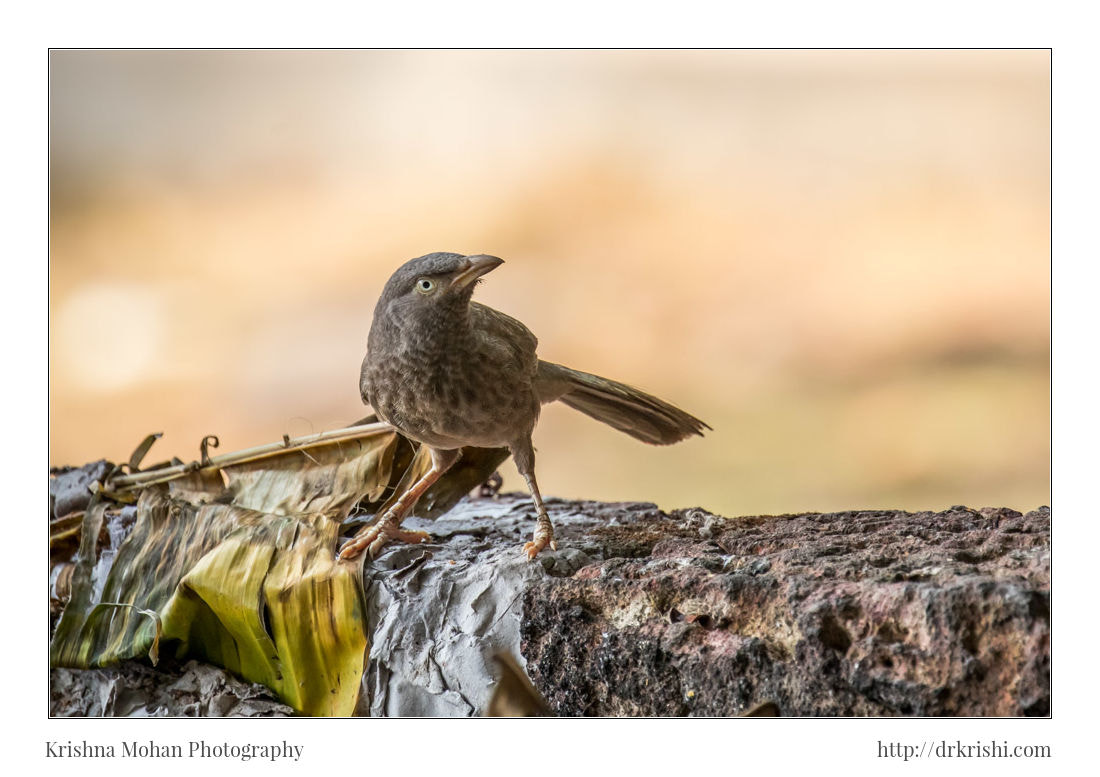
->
[415,278,436,294]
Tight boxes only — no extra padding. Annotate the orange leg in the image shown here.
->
[511,438,556,560]
[338,447,461,560]
[520,469,557,560]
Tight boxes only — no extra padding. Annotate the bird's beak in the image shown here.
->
[451,254,504,290]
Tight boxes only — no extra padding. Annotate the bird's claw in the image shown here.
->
[522,535,556,561]
[522,510,557,560]
[338,523,431,560]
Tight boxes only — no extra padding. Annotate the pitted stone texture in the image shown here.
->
[49,463,1049,718]
[520,505,1049,716]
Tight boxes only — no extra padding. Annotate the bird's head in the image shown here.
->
[374,252,504,326]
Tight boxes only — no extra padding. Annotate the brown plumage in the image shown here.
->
[339,252,709,561]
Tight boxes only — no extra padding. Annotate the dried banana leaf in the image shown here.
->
[50,423,508,716]
[50,428,396,716]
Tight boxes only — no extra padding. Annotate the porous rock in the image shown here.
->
[362,497,1048,716]
[518,503,1050,716]
[49,473,1049,717]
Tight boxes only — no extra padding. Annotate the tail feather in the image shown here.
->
[536,361,710,445]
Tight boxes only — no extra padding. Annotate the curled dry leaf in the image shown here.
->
[51,423,508,715]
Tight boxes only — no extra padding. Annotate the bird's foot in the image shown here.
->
[338,519,431,561]
[522,514,556,560]
[522,536,557,560]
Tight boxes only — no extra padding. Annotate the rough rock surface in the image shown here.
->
[520,503,1050,716]
[50,660,292,717]
[49,460,1049,717]
[361,497,1049,717]
[357,497,623,715]
[50,460,111,520]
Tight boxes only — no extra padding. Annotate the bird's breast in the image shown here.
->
[362,328,539,449]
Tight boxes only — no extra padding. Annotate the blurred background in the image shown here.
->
[48,50,1050,517]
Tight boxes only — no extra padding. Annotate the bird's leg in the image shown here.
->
[521,472,556,560]
[512,439,556,560]
[338,446,461,560]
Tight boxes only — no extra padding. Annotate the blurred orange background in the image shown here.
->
[48,50,1050,517]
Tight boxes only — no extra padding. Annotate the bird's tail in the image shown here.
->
[536,360,710,445]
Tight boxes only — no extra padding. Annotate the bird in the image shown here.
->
[338,252,709,561]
